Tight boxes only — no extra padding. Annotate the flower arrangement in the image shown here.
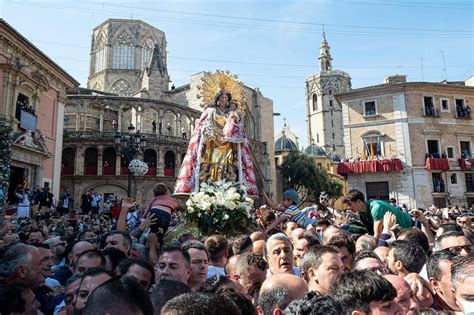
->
[185,180,254,235]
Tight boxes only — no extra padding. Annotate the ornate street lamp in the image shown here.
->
[114,124,147,197]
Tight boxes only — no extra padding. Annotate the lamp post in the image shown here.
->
[114,124,147,197]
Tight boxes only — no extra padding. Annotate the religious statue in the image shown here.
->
[174,71,258,197]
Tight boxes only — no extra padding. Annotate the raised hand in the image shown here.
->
[382,212,397,233]
[140,212,157,231]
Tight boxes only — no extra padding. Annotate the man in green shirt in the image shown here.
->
[342,189,413,240]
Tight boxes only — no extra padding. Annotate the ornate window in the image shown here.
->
[111,79,132,96]
[93,34,107,73]
[112,33,135,69]
[94,46,108,73]
[141,37,156,69]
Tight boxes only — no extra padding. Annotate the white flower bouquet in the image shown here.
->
[185,180,254,235]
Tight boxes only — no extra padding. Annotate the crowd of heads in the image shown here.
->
[0,185,473,315]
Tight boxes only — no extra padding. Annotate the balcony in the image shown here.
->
[456,107,471,119]
[84,166,97,175]
[164,168,175,177]
[64,130,190,145]
[433,179,446,193]
[459,159,473,170]
[61,166,74,176]
[121,167,129,176]
[103,166,116,175]
[425,157,449,171]
[145,167,157,176]
[423,107,439,117]
[337,158,404,175]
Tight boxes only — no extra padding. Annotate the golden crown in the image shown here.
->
[197,70,246,111]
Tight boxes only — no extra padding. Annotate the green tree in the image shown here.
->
[280,150,343,202]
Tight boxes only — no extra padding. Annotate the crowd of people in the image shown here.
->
[0,184,473,315]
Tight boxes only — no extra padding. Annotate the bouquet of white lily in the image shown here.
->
[185,180,254,235]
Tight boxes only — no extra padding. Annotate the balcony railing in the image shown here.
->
[456,107,471,119]
[459,159,473,170]
[84,166,98,175]
[121,167,129,176]
[425,157,449,170]
[61,166,74,175]
[64,130,190,144]
[146,167,157,176]
[164,168,175,177]
[423,107,439,117]
[433,179,446,193]
[337,158,403,175]
[103,166,116,175]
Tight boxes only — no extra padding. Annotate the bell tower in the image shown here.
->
[305,33,351,158]
[319,32,333,72]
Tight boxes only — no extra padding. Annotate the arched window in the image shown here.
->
[312,94,318,111]
[103,148,116,175]
[62,148,75,175]
[111,79,132,96]
[84,148,98,175]
[112,32,135,69]
[163,111,175,136]
[144,149,157,175]
[92,33,107,73]
[164,151,176,177]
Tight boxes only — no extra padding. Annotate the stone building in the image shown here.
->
[274,122,299,202]
[273,122,345,205]
[305,33,351,158]
[335,75,474,208]
[87,19,169,99]
[61,19,276,206]
[0,19,79,202]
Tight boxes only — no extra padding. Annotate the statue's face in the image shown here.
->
[218,93,228,105]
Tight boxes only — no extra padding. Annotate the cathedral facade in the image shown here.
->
[87,19,169,99]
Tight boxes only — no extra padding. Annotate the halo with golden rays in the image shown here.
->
[197,70,246,111]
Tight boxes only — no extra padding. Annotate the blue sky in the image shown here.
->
[1,0,473,148]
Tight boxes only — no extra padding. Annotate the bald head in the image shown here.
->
[260,273,308,302]
[374,246,390,265]
[225,255,240,279]
[250,231,266,242]
[322,226,343,244]
[356,235,377,252]
[384,275,419,315]
[290,228,305,244]
[253,240,265,256]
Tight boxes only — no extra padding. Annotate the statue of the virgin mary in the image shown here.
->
[174,71,258,197]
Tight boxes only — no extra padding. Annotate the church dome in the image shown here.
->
[275,136,298,151]
[304,143,326,157]
[327,151,342,163]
